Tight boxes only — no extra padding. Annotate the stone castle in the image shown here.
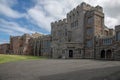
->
[0,2,120,60]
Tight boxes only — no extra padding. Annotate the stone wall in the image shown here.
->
[0,43,10,54]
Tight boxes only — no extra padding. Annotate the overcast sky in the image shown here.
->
[0,0,120,44]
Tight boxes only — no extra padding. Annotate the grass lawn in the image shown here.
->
[0,54,47,64]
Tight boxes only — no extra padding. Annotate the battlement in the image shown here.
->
[80,2,92,9]
[67,2,103,17]
[81,2,103,12]
[95,5,103,12]
[10,36,21,39]
[51,18,67,27]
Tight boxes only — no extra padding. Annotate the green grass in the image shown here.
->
[0,54,47,64]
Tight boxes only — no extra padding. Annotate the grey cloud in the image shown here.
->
[104,5,120,18]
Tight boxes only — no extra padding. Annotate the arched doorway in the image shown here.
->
[106,50,112,59]
[101,50,105,58]
[69,50,73,58]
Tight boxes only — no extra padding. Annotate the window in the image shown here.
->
[87,28,93,35]
[65,29,67,36]
[117,32,120,41]
[68,31,72,42]
[71,22,74,27]
[86,40,93,47]
[73,14,75,17]
[103,38,112,45]
[71,20,78,28]
[75,20,78,27]
[88,17,93,24]
[47,41,50,47]
[77,11,79,15]
[69,16,71,20]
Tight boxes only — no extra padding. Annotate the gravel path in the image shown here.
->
[0,59,120,80]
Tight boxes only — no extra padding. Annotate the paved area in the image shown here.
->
[0,59,120,80]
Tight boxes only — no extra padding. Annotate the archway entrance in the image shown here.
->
[69,50,73,58]
[106,50,112,59]
[101,50,105,58]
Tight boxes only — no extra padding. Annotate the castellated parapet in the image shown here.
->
[67,2,103,18]
[51,18,67,26]
[95,5,103,12]
[51,18,67,31]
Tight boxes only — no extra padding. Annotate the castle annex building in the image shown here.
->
[51,2,120,60]
[0,2,120,60]
[0,33,51,57]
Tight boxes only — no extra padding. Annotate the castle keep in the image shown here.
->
[0,2,120,60]
[51,2,120,60]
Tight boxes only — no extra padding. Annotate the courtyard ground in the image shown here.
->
[0,59,120,80]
